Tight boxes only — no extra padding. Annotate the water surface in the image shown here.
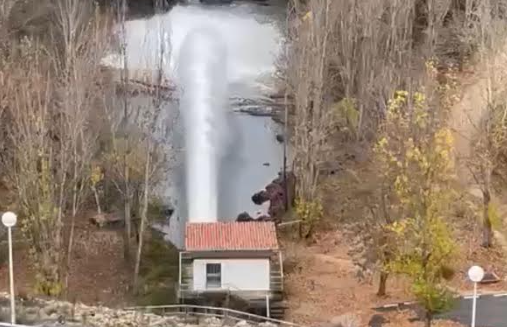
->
[109,1,287,247]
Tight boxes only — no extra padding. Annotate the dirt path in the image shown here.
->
[283,231,412,325]
[449,69,488,186]
[450,47,507,187]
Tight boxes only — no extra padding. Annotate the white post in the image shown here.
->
[7,227,15,325]
[471,282,477,327]
[178,252,182,285]
[2,212,17,326]
[266,294,270,318]
[468,265,484,327]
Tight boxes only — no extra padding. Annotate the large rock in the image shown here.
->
[252,191,270,205]
[318,314,359,327]
[237,212,255,222]
[240,171,296,224]
[236,212,272,223]
[264,172,296,219]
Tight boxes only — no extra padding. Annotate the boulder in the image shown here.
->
[235,212,272,223]
[89,213,123,229]
[234,320,252,327]
[259,322,278,327]
[203,317,222,327]
[236,212,255,222]
[246,171,296,223]
[252,191,270,205]
[328,314,360,327]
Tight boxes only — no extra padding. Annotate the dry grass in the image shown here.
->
[0,211,132,306]
[282,229,411,325]
[282,222,506,325]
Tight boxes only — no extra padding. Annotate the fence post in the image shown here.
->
[266,295,270,318]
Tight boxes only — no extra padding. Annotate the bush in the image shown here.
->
[136,230,179,305]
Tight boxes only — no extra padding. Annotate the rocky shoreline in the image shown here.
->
[236,171,295,224]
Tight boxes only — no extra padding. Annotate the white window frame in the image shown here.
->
[205,263,222,289]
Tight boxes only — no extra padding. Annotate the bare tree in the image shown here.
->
[119,0,133,262]
[2,48,67,294]
[0,0,115,295]
[286,0,336,237]
[51,0,114,291]
[456,0,507,247]
[133,3,171,289]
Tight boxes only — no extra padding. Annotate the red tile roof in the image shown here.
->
[185,222,279,251]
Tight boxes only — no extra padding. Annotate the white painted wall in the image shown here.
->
[193,259,270,291]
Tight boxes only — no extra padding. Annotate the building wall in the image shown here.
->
[192,258,270,291]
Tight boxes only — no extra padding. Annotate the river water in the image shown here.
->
[106,0,287,247]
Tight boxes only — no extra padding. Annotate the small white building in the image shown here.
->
[178,221,284,317]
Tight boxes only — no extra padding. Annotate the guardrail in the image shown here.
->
[124,304,304,327]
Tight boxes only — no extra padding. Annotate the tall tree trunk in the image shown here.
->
[124,182,132,262]
[123,153,132,262]
[377,272,388,296]
[65,148,79,295]
[91,185,102,214]
[134,141,152,292]
[482,188,493,248]
[425,311,432,327]
[65,211,77,295]
[119,0,131,263]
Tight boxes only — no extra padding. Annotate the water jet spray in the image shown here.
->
[178,28,228,223]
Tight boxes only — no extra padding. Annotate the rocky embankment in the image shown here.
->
[236,172,296,224]
[0,294,280,327]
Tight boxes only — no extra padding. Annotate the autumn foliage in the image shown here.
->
[374,85,457,326]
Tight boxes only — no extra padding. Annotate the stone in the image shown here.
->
[44,302,60,315]
[468,187,483,200]
[242,171,296,223]
[259,322,278,327]
[49,312,60,320]
[329,314,359,327]
[252,191,270,205]
[234,320,251,327]
[203,316,222,327]
[236,212,255,222]
[39,308,49,320]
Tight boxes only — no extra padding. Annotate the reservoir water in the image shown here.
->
[104,0,287,247]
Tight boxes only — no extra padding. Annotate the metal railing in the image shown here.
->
[124,304,304,327]
[0,305,303,327]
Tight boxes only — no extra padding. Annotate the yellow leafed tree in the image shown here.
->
[375,88,456,327]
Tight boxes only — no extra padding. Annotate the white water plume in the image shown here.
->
[102,4,283,95]
[178,28,228,223]
[101,2,285,234]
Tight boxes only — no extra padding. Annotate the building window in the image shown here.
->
[206,263,221,289]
